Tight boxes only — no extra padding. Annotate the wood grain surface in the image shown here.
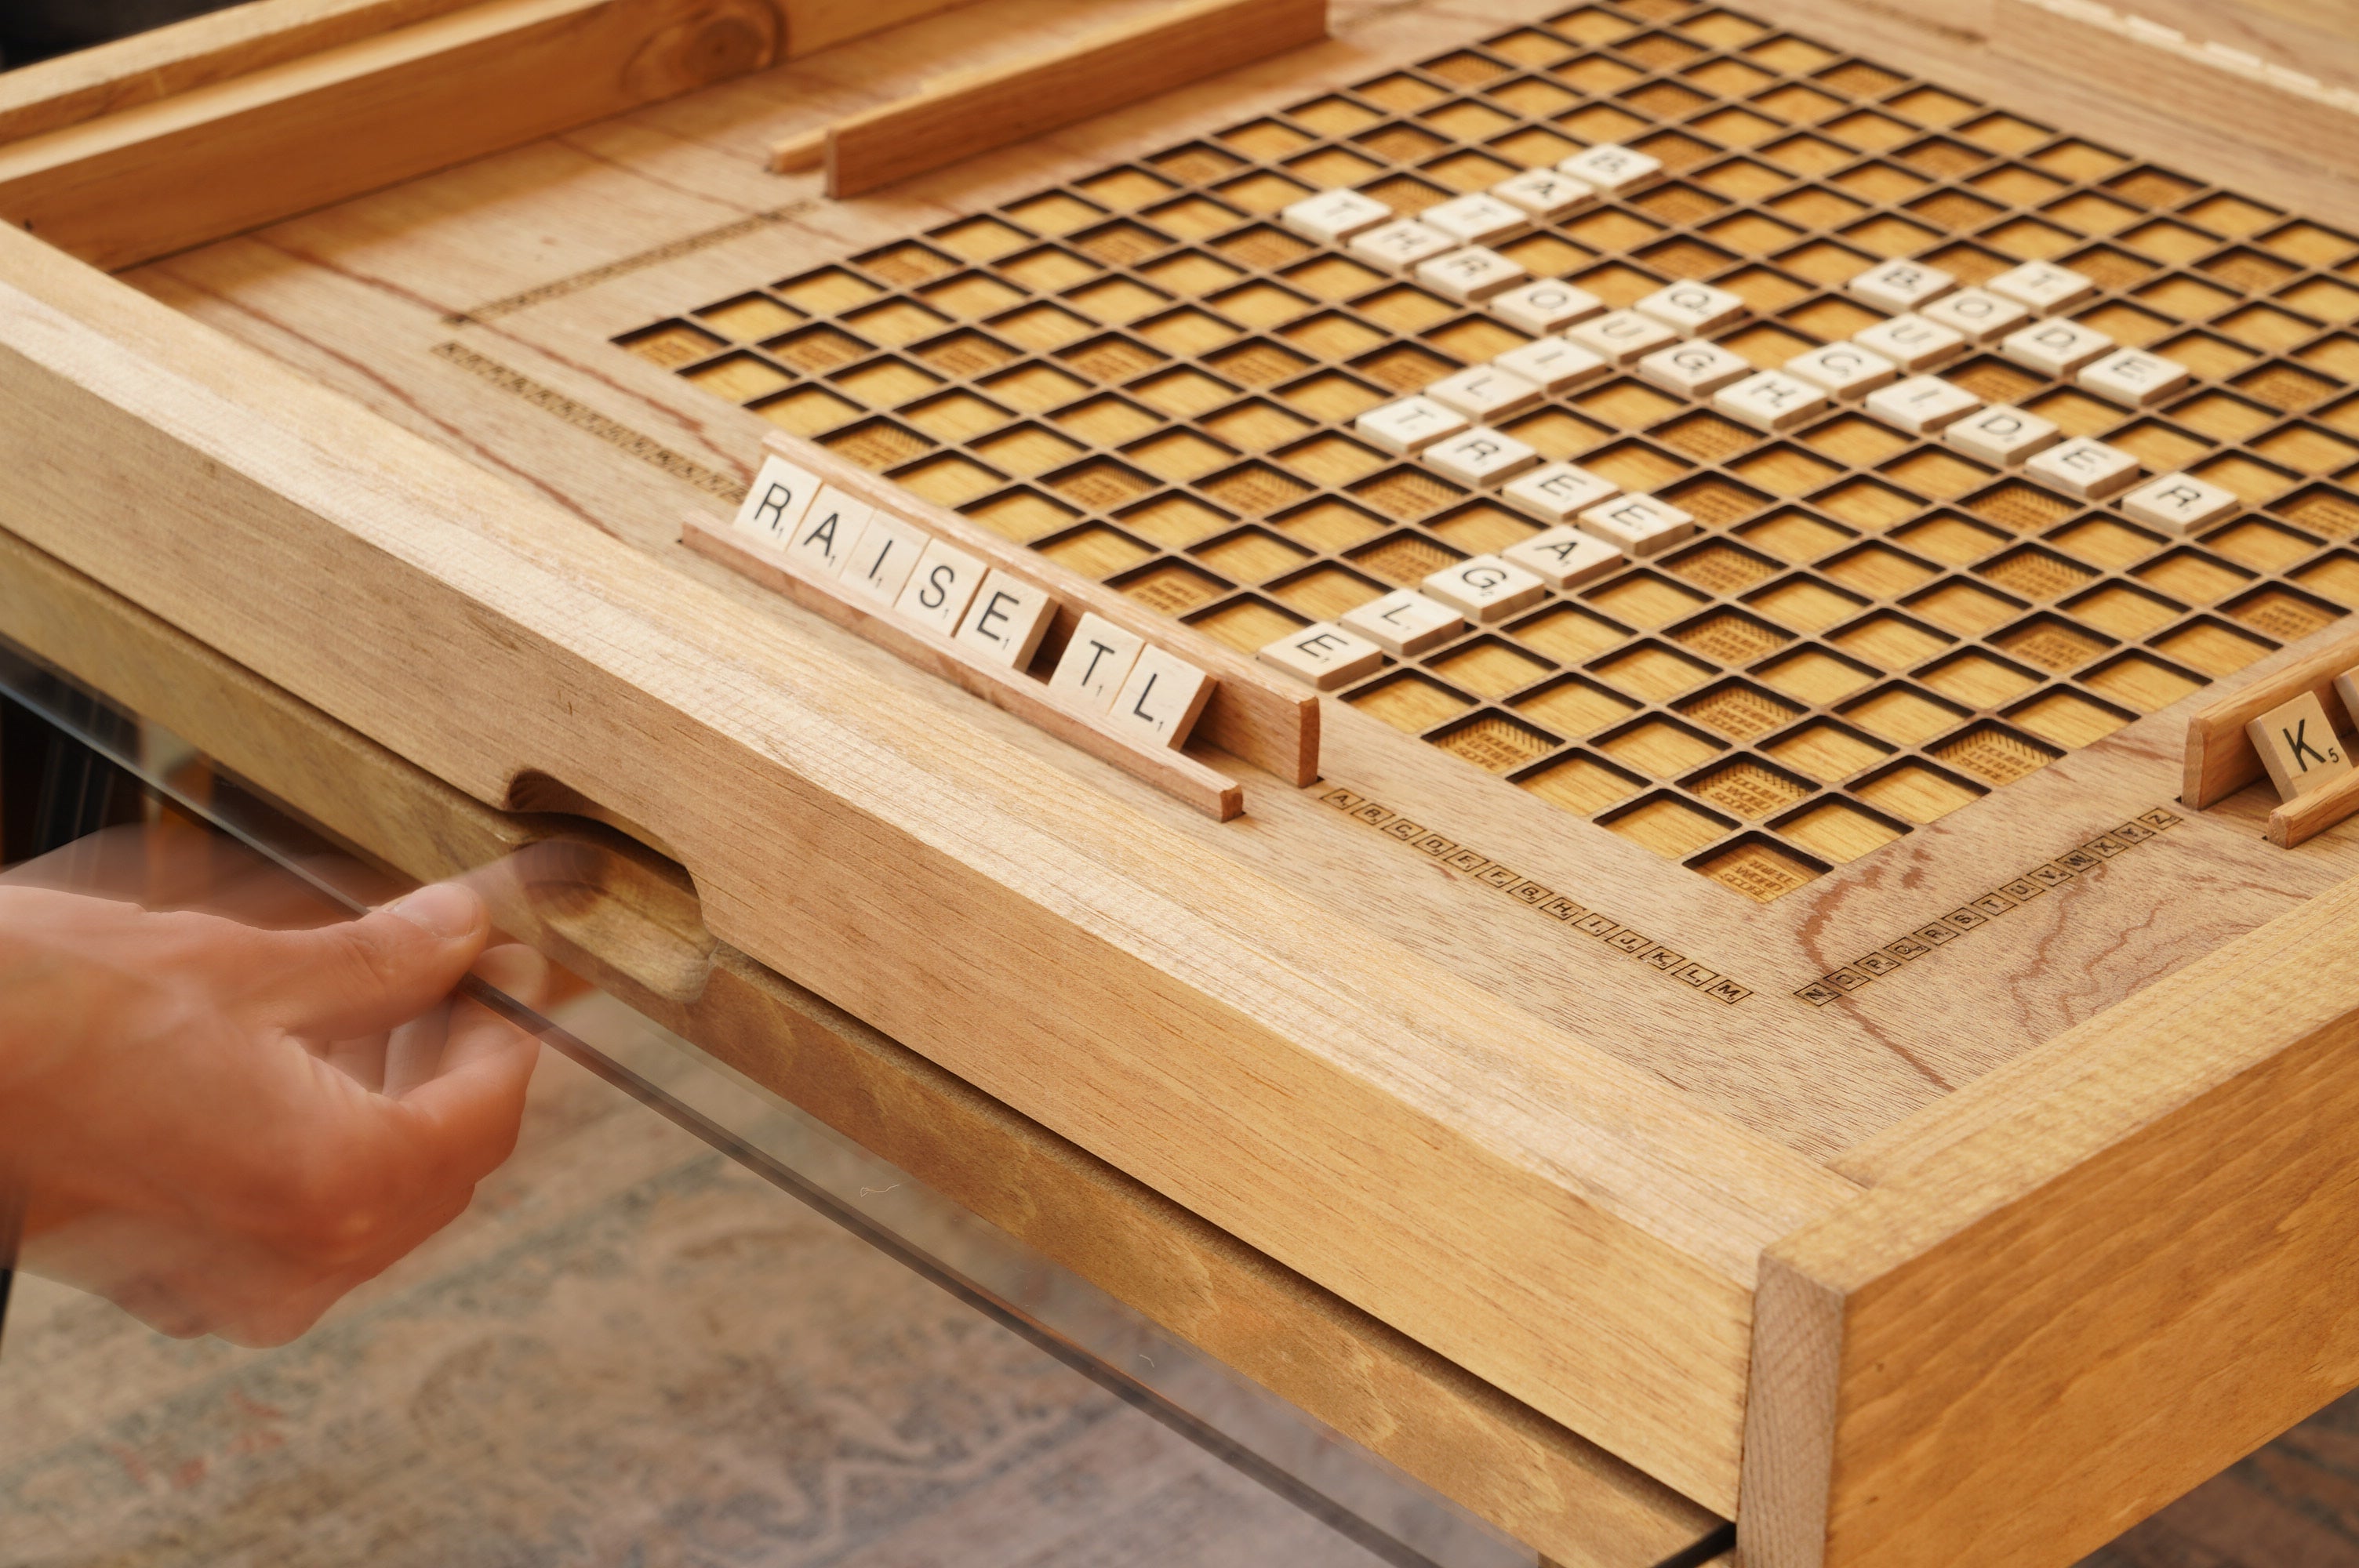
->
[1747,874,2359,1566]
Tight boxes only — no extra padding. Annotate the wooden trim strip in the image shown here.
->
[681,514,1246,819]
[770,431,1321,786]
[1743,873,2359,1566]
[805,0,1330,196]
[2181,624,2359,808]
[0,0,479,146]
[0,0,793,269]
[2267,764,2359,847]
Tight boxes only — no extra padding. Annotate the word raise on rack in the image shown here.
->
[685,452,1246,818]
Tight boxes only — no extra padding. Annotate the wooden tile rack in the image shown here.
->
[20,0,2359,1563]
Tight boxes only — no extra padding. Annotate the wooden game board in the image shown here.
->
[625,0,2359,903]
[10,0,2359,1563]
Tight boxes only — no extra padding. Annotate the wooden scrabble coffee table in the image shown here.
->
[5,1,2359,1562]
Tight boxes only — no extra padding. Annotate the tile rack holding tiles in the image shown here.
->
[622,0,2359,903]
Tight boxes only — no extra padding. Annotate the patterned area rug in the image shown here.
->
[0,1037,1389,1568]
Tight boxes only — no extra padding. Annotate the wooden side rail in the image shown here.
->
[769,0,1330,196]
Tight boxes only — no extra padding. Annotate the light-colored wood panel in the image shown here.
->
[811,0,1328,194]
[0,0,797,270]
[1996,0,2359,187]
[0,523,1721,1568]
[0,0,481,144]
[0,219,1859,1515]
[1746,875,2359,1566]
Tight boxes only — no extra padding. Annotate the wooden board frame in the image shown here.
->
[8,0,2359,1562]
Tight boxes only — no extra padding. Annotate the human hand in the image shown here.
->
[0,869,546,1345]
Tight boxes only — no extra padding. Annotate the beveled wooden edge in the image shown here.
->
[1740,875,2359,1566]
[681,514,1246,819]
[0,0,998,270]
[0,521,1723,1568]
[770,430,1321,786]
[0,0,480,145]
[815,0,1328,194]
[2183,625,2359,808]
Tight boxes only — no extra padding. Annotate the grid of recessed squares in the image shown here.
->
[623,0,2359,902]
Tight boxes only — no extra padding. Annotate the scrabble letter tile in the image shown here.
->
[1568,308,1678,365]
[1714,370,1829,432]
[1280,187,1392,244]
[1637,339,1752,397]
[2247,691,2352,801]
[1853,312,1965,372]
[1423,554,1547,621]
[1986,260,2096,312]
[1634,281,1747,334]
[1503,461,1619,524]
[1492,167,1595,220]
[1946,405,2061,466]
[1110,644,1215,750]
[1416,245,1527,303]
[1259,621,1385,689]
[782,484,872,579]
[2001,318,2115,376]
[1919,286,2031,343]
[1848,257,1956,314]
[1426,365,1543,421]
[1503,525,1623,589]
[1339,589,1465,655]
[1580,493,1695,555]
[1558,143,1662,192]
[2080,347,2192,408]
[1493,335,1608,393]
[1491,279,1605,335]
[2121,472,2240,535]
[892,535,990,634]
[1348,218,1457,270]
[954,570,1057,667]
[1049,612,1147,710]
[839,509,933,609]
[734,454,823,548]
[1866,375,1982,434]
[1785,341,1899,397]
[2023,436,2141,499]
[1426,426,1541,486]
[1422,192,1527,245]
[1357,395,1469,454]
